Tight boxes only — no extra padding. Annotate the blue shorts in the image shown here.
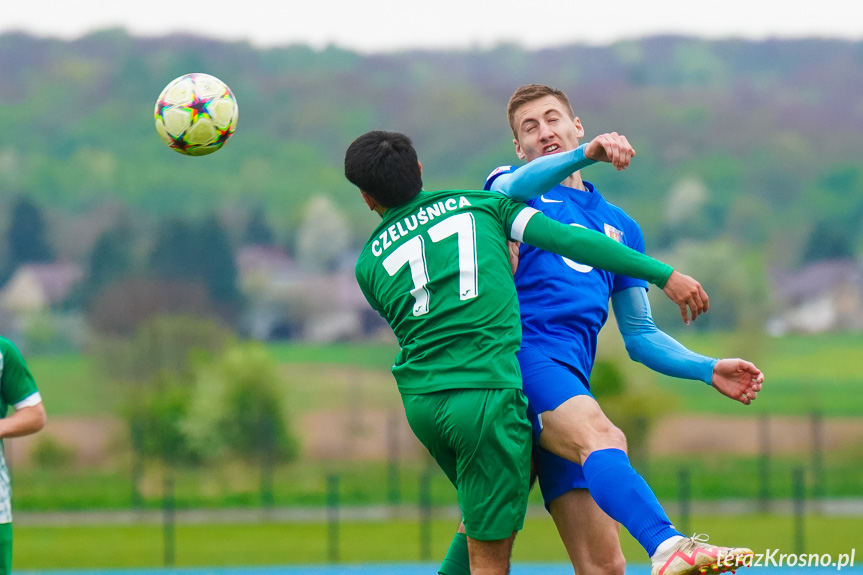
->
[518,346,592,507]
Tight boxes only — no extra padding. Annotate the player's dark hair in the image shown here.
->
[507,84,575,138]
[344,131,423,208]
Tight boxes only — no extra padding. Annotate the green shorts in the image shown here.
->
[402,387,531,541]
[0,522,11,575]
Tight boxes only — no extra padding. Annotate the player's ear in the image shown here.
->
[514,139,526,160]
[418,161,423,176]
[573,117,585,139]
[360,191,377,211]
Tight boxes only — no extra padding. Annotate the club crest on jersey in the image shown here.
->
[604,224,624,243]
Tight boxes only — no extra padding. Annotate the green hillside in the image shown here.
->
[1,31,861,267]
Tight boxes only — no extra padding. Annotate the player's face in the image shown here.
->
[512,95,584,162]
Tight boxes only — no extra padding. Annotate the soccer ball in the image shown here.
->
[154,73,238,156]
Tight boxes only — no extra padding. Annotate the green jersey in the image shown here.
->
[355,189,673,395]
[0,336,41,523]
[356,190,528,394]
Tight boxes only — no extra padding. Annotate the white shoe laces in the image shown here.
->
[679,533,714,552]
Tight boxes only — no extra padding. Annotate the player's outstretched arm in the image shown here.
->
[613,286,717,382]
[613,287,763,405]
[517,210,672,287]
[489,133,635,201]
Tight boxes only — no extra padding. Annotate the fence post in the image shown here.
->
[387,411,402,505]
[419,465,433,561]
[678,467,691,536]
[260,417,275,509]
[758,414,771,511]
[792,467,806,554]
[131,456,144,509]
[130,419,144,509]
[327,474,340,563]
[810,411,824,501]
[162,473,176,567]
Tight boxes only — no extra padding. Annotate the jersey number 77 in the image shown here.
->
[382,213,478,316]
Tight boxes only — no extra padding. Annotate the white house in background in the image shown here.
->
[0,262,83,313]
[767,259,863,335]
[235,245,310,340]
[235,245,384,341]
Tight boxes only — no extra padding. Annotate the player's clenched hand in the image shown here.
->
[712,359,764,405]
[585,132,636,171]
[661,270,709,324]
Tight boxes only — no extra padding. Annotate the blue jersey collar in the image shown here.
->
[548,180,602,210]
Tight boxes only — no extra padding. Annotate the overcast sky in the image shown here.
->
[3,0,860,52]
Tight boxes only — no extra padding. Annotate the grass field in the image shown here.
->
[26,342,403,416]
[27,333,863,417]
[3,332,863,572]
[15,332,863,511]
[11,334,862,571]
[643,331,863,416]
[13,459,545,511]
[14,514,862,569]
[11,450,863,511]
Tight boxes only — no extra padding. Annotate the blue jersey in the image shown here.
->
[486,170,647,382]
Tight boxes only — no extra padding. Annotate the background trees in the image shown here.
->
[0,31,861,336]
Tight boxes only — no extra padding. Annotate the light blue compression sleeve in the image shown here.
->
[612,286,718,384]
[490,143,596,201]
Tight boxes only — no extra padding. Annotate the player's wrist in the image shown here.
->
[581,142,602,165]
[706,358,721,385]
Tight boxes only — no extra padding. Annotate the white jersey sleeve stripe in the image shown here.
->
[14,391,42,409]
[510,207,540,242]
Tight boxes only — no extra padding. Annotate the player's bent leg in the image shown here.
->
[537,406,681,561]
[549,489,625,575]
[538,394,627,465]
[467,532,517,575]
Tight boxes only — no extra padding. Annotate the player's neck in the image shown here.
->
[561,172,587,192]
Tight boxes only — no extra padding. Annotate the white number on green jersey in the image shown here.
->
[562,223,593,273]
[382,213,478,316]
[383,235,431,316]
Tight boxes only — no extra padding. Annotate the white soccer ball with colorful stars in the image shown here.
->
[154,73,238,156]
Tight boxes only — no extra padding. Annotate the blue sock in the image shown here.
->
[582,448,681,556]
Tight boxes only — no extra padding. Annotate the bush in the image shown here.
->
[30,435,75,469]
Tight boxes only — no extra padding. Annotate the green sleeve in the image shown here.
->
[521,212,673,287]
[0,338,39,405]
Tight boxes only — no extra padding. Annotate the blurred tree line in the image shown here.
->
[1,194,247,332]
[0,30,862,337]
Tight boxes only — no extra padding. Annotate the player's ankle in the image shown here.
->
[651,535,685,562]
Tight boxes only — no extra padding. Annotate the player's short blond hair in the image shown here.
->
[507,84,575,138]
